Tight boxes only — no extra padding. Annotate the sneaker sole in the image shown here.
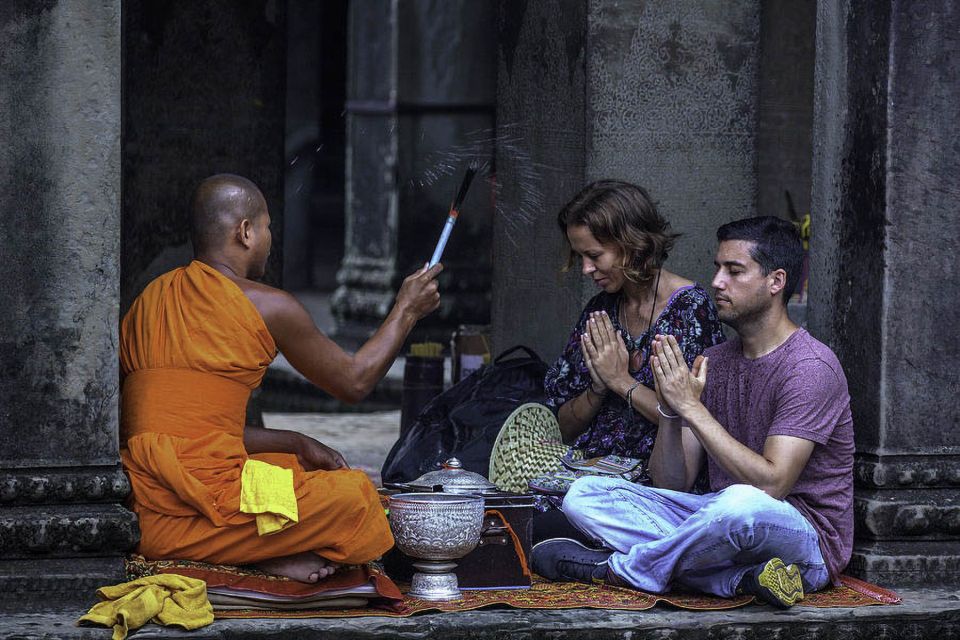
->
[531,537,592,551]
[756,558,804,607]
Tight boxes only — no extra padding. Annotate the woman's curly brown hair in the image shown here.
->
[557,180,680,286]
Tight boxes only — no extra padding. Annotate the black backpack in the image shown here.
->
[380,345,549,484]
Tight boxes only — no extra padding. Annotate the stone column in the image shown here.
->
[494,0,759,360]
[0,1,137,609]
[335,0,496,346]
[810,0,960,585]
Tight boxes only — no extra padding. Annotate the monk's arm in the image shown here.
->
[243,423,301,456]
[244,424,347,470]
[258,265,441,404]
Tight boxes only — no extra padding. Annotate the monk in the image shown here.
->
[120,173,443,583]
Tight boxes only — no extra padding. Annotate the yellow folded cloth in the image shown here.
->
[239,458,300,535]
[77,573,213,640]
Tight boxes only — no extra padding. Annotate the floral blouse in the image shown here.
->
[544,285,726,460]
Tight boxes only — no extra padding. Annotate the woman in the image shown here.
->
[545,180,725,461]
[490,180,724,507]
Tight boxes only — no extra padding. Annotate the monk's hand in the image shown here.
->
[583,311,630,391]
[650,334,707,416]
[395,263,443,321]
[297,437,350,471]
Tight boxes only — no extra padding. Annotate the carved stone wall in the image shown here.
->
[810,0,960,585]
[492,0,588,358]
[494,0,759,360]
[0,0,138,609]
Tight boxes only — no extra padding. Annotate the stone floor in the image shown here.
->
[262,410,401,486]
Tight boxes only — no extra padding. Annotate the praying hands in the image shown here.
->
[650,333,708,418]
[580,311,631,394]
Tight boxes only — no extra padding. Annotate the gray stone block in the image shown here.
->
[855,488,960,539]
[0,0,122,468]
[810,0,960,585]
[493,0,588,359]
[0,467,130,506]
[0,0,136,611]
[8,586,960,638]
[0,557,126,613]
[856,454,960,489]
[850,540,960,588]
[0,505,138,559]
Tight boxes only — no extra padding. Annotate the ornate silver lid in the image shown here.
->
[408,458,499,494]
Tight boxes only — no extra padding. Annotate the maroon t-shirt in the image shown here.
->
[700,329,855,583]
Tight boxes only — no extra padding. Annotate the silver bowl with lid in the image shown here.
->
[393,457,500,495]
[388,491,484,601]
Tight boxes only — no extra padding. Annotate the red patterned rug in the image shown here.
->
[126,555,900,619]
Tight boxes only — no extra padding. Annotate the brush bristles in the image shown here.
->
[450,166,478,212]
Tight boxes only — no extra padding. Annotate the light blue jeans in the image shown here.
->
[562,477,830,597]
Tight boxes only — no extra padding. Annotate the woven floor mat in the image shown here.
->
[126,555,900,619]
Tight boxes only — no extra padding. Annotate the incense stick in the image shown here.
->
[428,165,478,267]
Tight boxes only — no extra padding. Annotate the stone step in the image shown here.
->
[850,540,960,586]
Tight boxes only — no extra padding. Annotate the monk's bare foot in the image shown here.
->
[253,552,340,583]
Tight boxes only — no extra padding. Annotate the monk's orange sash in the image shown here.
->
[121,368,250,440]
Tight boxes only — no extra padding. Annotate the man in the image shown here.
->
[532,216,854,608]
[120,174,443,583]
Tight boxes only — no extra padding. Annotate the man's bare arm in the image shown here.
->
[249,264,442,404]
[676,404,813,498]
[648,417,707,491]
[653,334,815,499]
[648,355,707,491]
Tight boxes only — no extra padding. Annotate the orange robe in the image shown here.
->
[119,260,393,565]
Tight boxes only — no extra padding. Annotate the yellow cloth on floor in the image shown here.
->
[239,458,299,535]
[78,574,213,640]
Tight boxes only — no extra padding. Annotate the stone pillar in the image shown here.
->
[494,0,759,360]
[0,1,137,609]
[810,0,960,585]
[335,0,496,346]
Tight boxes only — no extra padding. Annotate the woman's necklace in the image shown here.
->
[624,269,662,373]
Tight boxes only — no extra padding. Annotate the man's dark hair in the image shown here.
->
[717,216,804,305]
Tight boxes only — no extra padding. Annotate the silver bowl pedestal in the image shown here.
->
[409,560,461,601]
[388,492,485,601]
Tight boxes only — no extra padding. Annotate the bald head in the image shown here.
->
[190,174,267,254]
